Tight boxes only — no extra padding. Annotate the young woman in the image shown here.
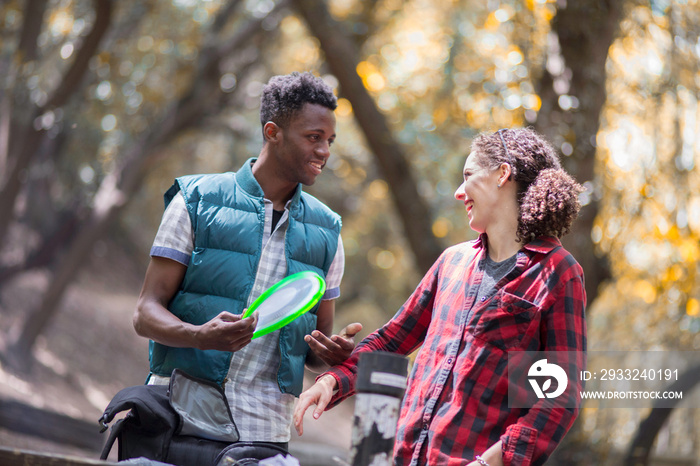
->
[297,128,587,466]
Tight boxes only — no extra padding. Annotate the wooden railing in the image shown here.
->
[0,446,117,466]
[0,398,104,451]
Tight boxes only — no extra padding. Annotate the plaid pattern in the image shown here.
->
[150,193,193,265]
[150,193,344,297]
[150,192,344,442]
[326,235,586,466]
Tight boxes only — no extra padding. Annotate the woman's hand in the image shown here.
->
[293,374,338,436]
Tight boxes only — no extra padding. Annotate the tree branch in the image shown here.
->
[534,0,625,303]
[5,6,278,367]
[623,362,700,466]
[211,0,246,35]
[43,0,113,111]
[17,0,49,63]
[292,0,444,274]
[0,0,114,261]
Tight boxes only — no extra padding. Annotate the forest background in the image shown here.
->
[0,0,699,465]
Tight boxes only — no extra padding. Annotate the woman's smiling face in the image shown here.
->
[454,151,502,234]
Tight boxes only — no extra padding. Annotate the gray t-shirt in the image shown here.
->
[475,253,518,304]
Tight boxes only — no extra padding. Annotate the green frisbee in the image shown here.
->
[242,271,326,339]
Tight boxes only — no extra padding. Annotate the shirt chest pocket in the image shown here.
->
[471,291,541,351]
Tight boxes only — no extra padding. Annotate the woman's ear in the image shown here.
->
[498,162,512,186]
[263,121,281,143]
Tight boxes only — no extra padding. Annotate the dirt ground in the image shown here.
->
[0,247,353,463]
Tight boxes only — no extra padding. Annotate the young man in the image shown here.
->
[133,72,361,457]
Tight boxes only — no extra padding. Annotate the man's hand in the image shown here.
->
[134,257,258,352]
[293,374,338,436]
[305,322,362,367]
[195,311,258,352]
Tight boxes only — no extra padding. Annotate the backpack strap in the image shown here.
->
[99,384,173,430]
[99,417,126,460]
[98,384,176,462]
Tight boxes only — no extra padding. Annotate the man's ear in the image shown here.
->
[263,121,281,144]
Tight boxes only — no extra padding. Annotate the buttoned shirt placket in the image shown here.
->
[410,251,484,465]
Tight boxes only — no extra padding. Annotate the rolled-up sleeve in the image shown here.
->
[322,252,444,408]
[150,192,194,265]
[322,235,344,300]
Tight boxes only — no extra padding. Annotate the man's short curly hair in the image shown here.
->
[471,128,583,243]
[260,72,337,135]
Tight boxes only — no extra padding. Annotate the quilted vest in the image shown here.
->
[148,158,341,396]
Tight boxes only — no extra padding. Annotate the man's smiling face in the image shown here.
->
[274,103,336,186]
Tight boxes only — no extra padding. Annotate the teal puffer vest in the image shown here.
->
[148,158,341,396]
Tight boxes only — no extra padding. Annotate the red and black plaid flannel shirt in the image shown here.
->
[325,235,587,466]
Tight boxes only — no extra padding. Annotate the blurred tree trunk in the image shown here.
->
[535,2,627,464]
[0,2,154,286]
[533,0,627,305]
[623,363,700,466]
[293,0,445,274]
[0,0,113,250]
[5,2,272,368]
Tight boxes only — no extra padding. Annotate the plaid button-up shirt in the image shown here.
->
[326,235,586,466]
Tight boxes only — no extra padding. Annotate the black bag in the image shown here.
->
[213,442,290,465]
[99,369,239,465]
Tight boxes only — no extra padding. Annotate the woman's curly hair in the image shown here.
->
[471,128,583,243]
[260,72,337,135]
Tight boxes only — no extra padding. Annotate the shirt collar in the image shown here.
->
[472,233,562,255]
[236,157,303,207]
[523,235,562,254]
